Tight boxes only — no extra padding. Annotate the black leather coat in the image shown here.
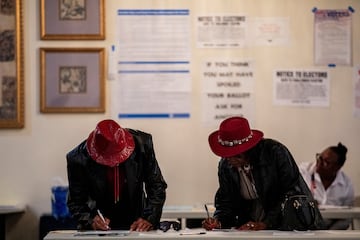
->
[213,138,323,229]
[66,129,167,230]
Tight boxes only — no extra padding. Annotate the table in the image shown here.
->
[39,214,77,240]
[44,229,360,240]
[319,206,360,230]
[161,205,360,229]
[161,205,216,228]
[319,207,360,219]
[0,204,25,240]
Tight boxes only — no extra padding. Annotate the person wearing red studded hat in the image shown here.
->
[202,116,324,231]
[66,119,167,231]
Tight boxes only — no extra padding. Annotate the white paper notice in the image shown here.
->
[314,9,352,66]
[248,17,290,46]
[273,69,329,107]
[196,14,247,48]
[354,65,360,118]
[112,9,191,119]
[202,59,255,126]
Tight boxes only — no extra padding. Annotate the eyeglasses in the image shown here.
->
[316,153,332,167]
[316,153,322,162]
[159,221,181,232]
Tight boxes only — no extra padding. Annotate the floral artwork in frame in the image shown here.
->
[40,0,105,40]
[0,0,24,128]
[40,48,105,113]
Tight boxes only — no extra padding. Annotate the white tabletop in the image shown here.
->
[0,204,25,215]
[44,229,360,240]
[161,205,360,220]
[319,206,360,219]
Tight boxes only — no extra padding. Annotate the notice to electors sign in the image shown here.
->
[273,69,330,107]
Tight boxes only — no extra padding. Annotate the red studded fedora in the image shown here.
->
[208,116,263,157]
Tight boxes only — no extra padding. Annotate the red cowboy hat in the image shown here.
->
[86,119,135,167]
[208,116,264,157]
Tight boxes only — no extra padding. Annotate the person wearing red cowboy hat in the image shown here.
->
[66,119,167,231]
[202,116,324,231]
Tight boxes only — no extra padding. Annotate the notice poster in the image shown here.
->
[273,69,329,107]
[202,59,255,126]
[354,65,360,118]
[196,14,247,48]
[314,9,352,66]
[112,9,191,119]
[248,17,290,46]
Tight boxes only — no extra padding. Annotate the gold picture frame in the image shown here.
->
[40,48,105,113]
[40,0,105,40]
[0,0,24,128]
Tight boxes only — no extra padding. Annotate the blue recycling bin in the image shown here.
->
[51,186,70,219]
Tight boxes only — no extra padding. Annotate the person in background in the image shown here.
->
[299,142,355,230]
[202,116,323,231]
[66,119,167,231]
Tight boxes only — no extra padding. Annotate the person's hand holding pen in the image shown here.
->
[202,217,221,230]
[91,209,110,230]
[202,204,221,230]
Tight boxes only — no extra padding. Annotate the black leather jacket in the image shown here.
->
[214,138,323,229]
[66,129,167,230]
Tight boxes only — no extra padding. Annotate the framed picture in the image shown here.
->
[40,48,105,113]
[0,0,24,128]
[40,0,105,40]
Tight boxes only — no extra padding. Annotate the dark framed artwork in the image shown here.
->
[40,48,105,113]
[0,0,24,128]
[40,0,105,40]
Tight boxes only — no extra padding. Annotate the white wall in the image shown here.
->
[1,0,359,239]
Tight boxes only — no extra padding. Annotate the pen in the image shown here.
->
[204,204,210,218]
[74,233,120,237]
[180,232,206,235]
[97,209,106,223]
[97,209,109,229]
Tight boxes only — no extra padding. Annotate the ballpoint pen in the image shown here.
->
[97,209,110,229]
[204,204,210,218]
[180,232,206,235]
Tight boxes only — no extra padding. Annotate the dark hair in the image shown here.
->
[329,142,347,167]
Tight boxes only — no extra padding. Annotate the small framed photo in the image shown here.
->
[40,0,105,40]
[0,0,24,128]
[40,48,105,113]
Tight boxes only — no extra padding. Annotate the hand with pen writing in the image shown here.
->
[202,217,221,230]
[130,217,153,232]
[91,214,111,230]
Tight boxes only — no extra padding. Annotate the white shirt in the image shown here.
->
[299,162,355,206]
